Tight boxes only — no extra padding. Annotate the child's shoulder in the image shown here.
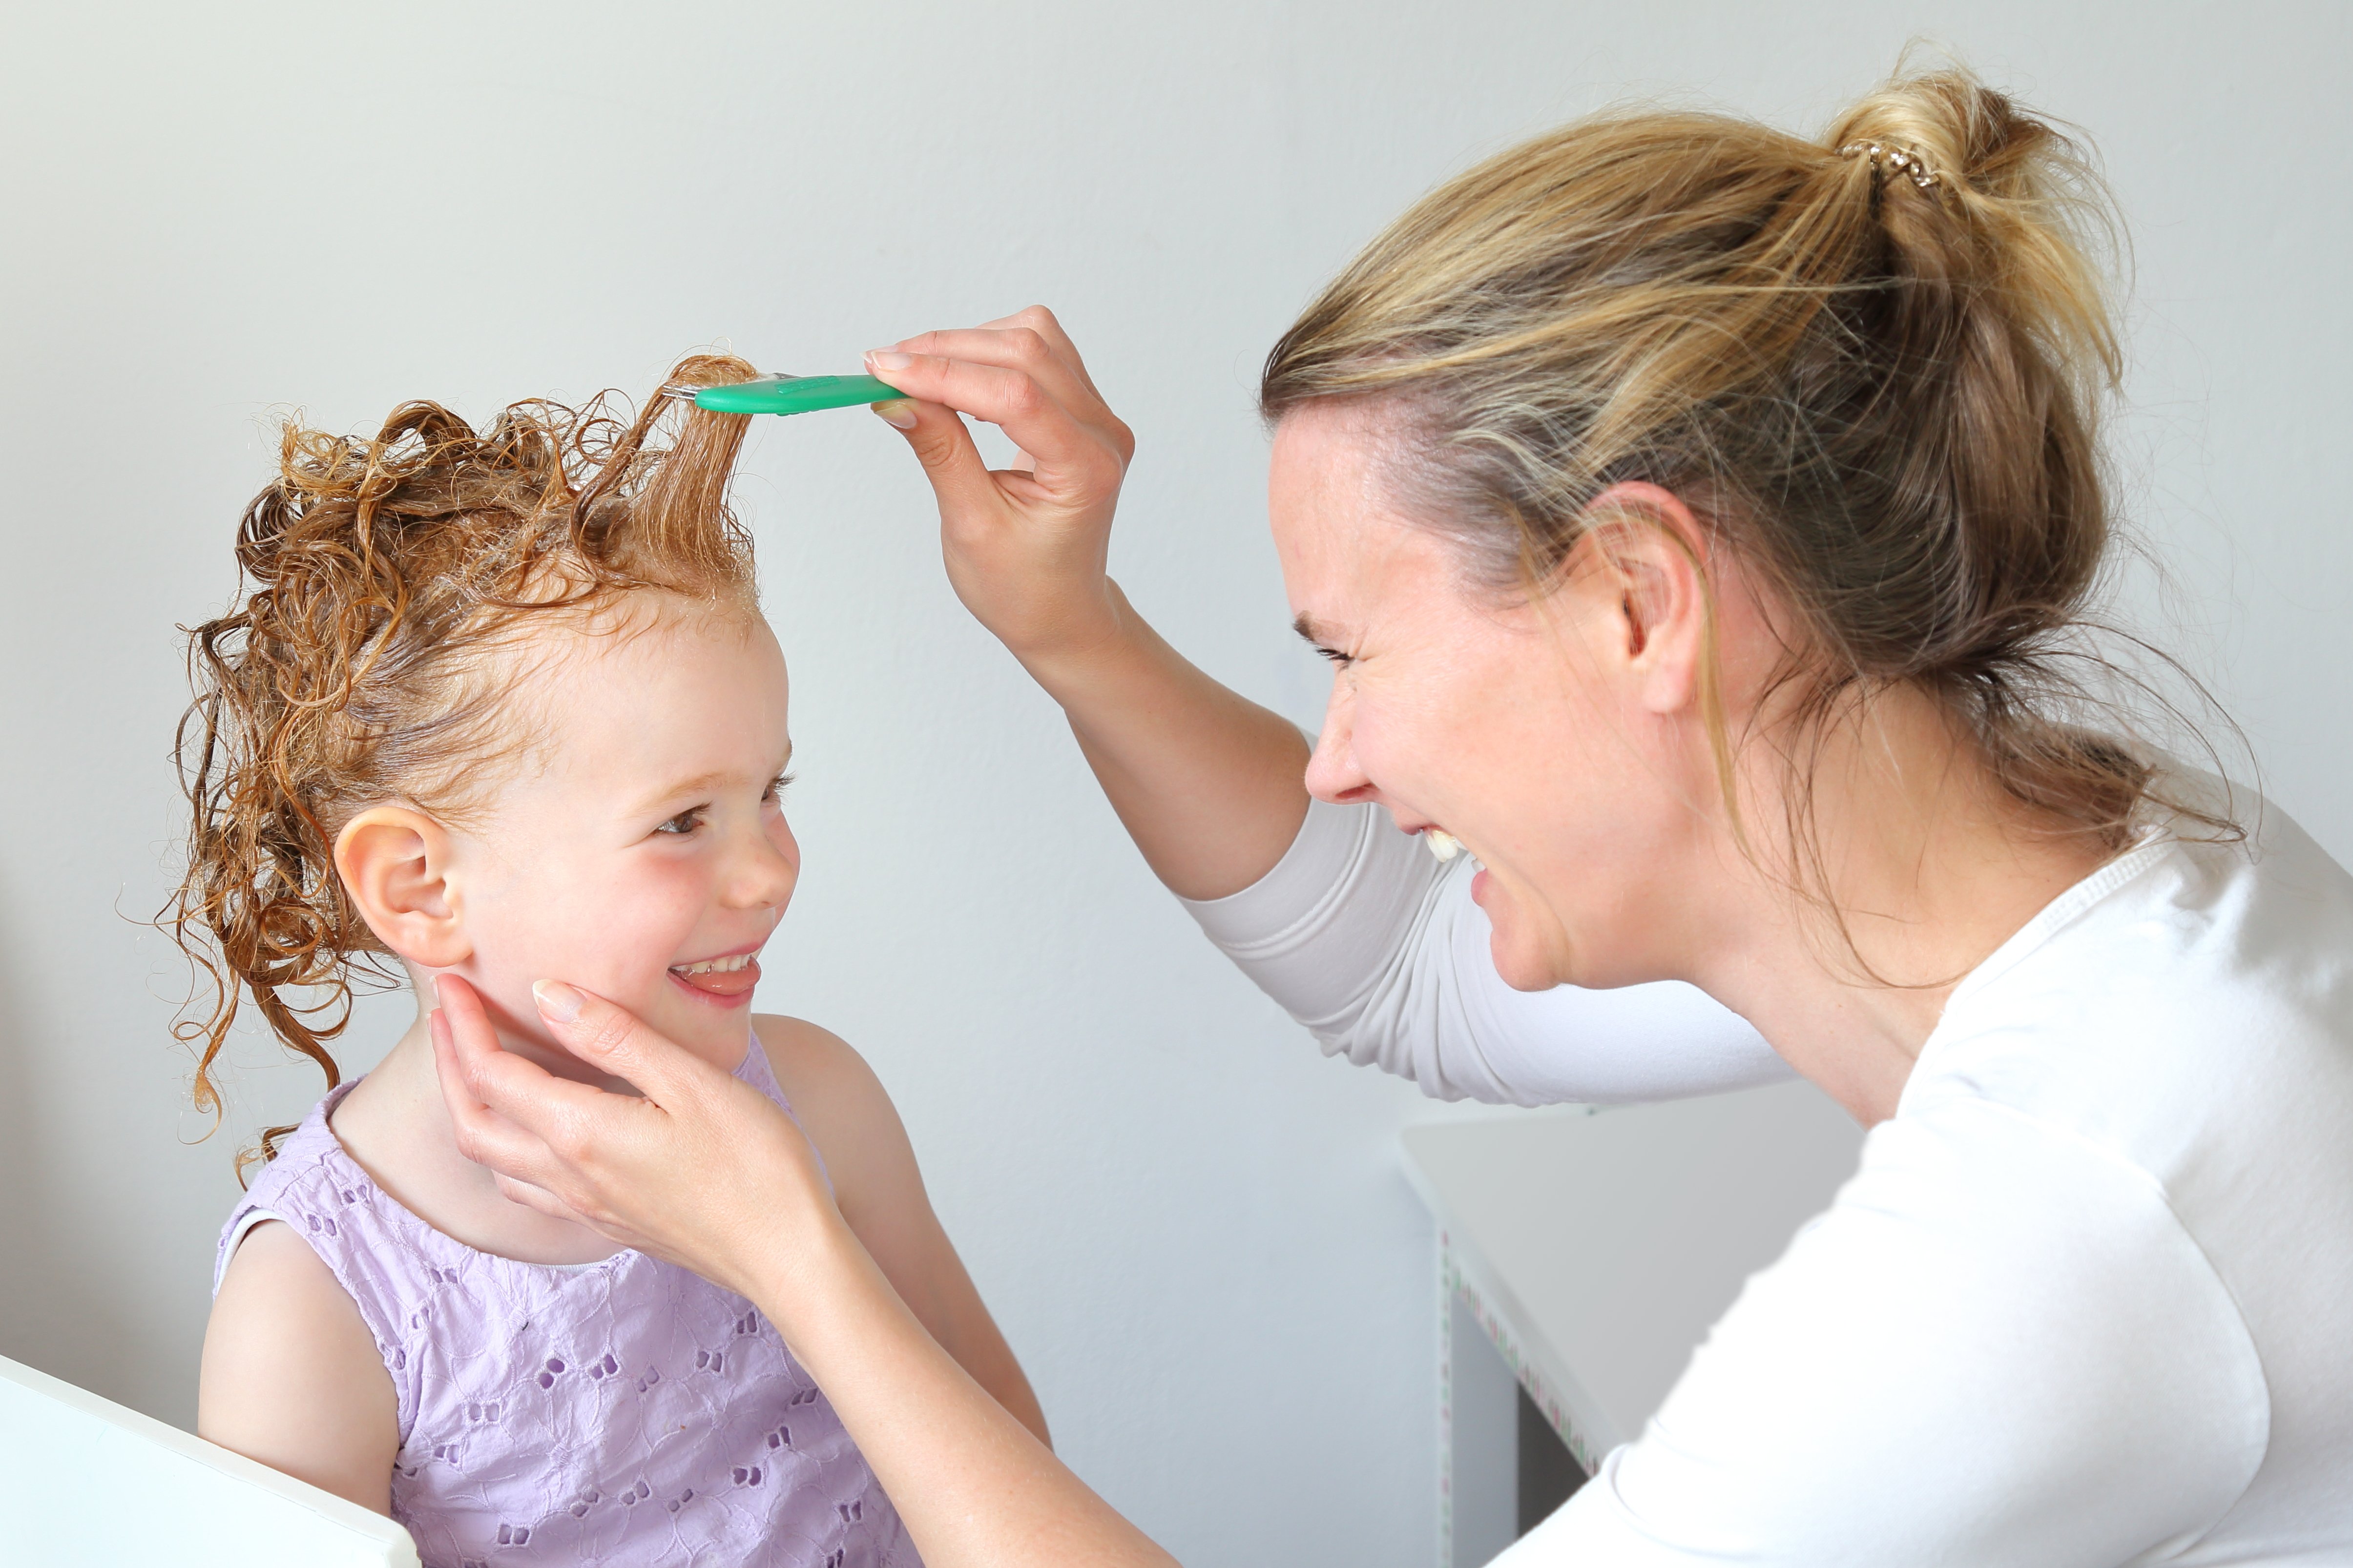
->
[748,1013,891,1110]
[746,1016,918,1209]
[201,1216,401,1510]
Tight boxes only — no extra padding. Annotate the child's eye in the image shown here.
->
[656,807,708,836]
[762,771,795,804]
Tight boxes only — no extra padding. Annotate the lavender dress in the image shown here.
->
[215,1039,915,1568]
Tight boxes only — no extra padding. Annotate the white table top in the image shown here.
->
[1403,1079,1864,1465]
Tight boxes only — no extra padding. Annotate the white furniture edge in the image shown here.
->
[1401,1130,1626,1472]
[0,1352,421,1566]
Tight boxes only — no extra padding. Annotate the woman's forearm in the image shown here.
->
[757,1218,1174,1568]
[1021,579,1311,902]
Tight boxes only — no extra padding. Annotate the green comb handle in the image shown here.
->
[694,374,905,417]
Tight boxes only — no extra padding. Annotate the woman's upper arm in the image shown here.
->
[752,1017,1050,1446]
[1182,797,1787,1105]
[199,1219,400,1514]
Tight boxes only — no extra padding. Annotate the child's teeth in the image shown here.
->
[673,952,754,976]
[1425,829,1462,863]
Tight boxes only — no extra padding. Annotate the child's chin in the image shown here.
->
[646,988,755,1060]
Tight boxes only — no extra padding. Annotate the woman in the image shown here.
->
[435,67,2353,1564]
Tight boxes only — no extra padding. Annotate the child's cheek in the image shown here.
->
[557,853,712,1008]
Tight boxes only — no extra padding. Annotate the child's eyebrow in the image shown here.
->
[628,771,730,817]
[625,748,793,818]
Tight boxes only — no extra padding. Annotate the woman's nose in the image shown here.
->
[1303,682,1376,805]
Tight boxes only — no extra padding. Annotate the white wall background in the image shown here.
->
[1,4,2346,1563]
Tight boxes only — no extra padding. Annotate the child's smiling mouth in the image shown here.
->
[668,947,763,1004]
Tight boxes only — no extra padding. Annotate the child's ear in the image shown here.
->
[333,807,471,969]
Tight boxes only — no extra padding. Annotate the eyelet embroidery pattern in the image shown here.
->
[217,1049,913,1567]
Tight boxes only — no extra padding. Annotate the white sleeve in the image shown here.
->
[1501,1100,2271,1566]
[1179,798,1790,1105]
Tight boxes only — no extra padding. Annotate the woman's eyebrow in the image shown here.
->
[1292,612,1345,648]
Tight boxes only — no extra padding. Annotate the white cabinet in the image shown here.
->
[1404,1079,1864,1564]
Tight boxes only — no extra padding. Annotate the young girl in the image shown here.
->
[178,355,1041,1566]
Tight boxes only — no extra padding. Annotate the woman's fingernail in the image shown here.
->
[871,400,917,429]
[866,350,914,371]
[532,979,583,1023]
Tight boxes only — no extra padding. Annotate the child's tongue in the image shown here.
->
[671,959,760,998]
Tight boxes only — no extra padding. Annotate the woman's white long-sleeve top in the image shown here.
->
[1180,798,1792,1104]
[1182,795,2353,1563]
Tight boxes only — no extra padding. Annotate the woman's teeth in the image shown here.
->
[1425,829,1464,863]
[672,951,755,976]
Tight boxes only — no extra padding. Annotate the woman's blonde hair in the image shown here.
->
[170,353,761,1170]
[1263,65,2235,896]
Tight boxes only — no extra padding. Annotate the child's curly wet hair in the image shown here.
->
[170,353,761,1169]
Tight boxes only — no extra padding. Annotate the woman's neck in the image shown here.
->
[1687,691,2113,1126]
[324,1011,629,1267]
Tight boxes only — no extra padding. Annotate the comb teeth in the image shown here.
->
[657,383,701,402]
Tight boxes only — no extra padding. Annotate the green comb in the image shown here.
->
[674,373,906,417]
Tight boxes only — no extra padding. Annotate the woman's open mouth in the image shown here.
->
[667,948,762,1005]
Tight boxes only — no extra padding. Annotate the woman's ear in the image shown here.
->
[333,807,471,969]
[1575,482,1712,717]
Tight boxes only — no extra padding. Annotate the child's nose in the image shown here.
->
[724,821,800,909]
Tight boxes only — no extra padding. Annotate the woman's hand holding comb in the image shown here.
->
[863,307,1135,674]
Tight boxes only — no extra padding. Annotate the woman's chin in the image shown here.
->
[1484,923,1568,992]
[1475,877,1573,990]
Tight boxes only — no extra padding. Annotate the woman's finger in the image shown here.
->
[972,305,1110,405]
[489,1171,598,1229]
[889,324,1108,428]
[429,979,530,1126]
[870,396,1019,524]
[887,325,1131,469]
[429,1006,578,1189]
[526,979,729,1113]
[862,351,1113,483]
[428,981,649,1178]
[434,977,602,1124]
[428,1012,649,1244]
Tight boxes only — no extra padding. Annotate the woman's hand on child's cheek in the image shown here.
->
[428,1001,617,1228]
[430,975,844,1305]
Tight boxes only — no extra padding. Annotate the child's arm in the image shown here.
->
[198,1220,402,1512]
[753,1016,1051,1448]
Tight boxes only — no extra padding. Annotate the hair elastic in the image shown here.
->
[1839,140,1942,192]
